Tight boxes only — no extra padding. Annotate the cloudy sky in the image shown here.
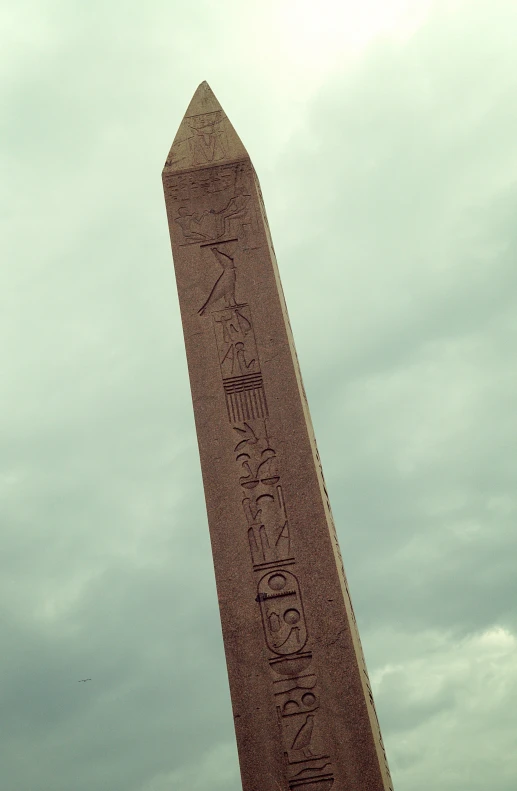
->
[2,0,517,789]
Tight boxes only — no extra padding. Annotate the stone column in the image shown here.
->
[162,81,394,791]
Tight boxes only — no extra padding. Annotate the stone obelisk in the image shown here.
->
[162,82,393,791]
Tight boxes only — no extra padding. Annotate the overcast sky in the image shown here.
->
[2,0,517,789]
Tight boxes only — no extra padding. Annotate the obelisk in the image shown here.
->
[162,82,394,791]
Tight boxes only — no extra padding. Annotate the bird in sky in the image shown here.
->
[78,678,92,682]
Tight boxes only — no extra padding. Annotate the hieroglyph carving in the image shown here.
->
[165,161,260,250]
[232,421,289,568]
[213,306,268,422]
[198,245,238,315]
[229,421,333,787]
[165,110,229,169]
[195,175,335,791]
[258,571,308,655]
[195,236,268,421]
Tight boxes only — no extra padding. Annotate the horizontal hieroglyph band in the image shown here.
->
[223,373,269,422]
[223,373,264,393]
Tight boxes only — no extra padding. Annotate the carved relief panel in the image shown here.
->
[213,306,268,422]
[164,161,260,250]
[165,110,229,169]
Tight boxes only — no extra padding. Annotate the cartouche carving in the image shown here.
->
[226,414,334,787]
[258,571,308,655]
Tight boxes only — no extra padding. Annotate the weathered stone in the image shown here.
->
[162,81,393,791]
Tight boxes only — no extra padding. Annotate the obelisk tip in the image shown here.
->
[183,81,222,118]
[163,83,249,175]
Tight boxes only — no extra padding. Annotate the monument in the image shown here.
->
[162,82,393,791]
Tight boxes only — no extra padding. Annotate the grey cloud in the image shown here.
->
[2,1,517,790]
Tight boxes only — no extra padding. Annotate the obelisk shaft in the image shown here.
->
[162,82,393,791]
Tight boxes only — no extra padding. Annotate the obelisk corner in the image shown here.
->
[163,82,249,175]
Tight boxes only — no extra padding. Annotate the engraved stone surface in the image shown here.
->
[162,81,394,791]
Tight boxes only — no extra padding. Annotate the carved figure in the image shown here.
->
[210,194,252,237]
[220,339,256,376]
[198,247,237,316]
[175,207,210,240]
[188,112,227,164]
[291,714,315,758]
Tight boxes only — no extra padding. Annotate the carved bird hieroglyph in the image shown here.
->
[198,247,237,316]
[291,714,315,758]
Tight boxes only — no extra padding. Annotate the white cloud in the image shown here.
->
[374,626,517,789]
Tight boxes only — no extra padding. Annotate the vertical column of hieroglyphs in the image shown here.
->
[165,151,335,791]
[163,82,393,791]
